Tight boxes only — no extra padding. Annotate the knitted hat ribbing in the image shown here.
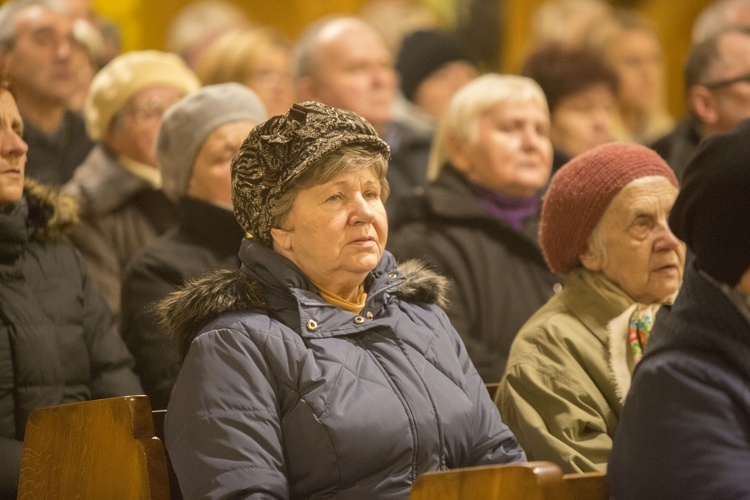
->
[395,29,475,102]
[540,142,678,275]
[157,83,267,203]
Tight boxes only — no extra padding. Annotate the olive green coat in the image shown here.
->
[496,269,639,473]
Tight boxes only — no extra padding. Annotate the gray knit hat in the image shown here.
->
[157,83,267,203]
[231,101,391,246]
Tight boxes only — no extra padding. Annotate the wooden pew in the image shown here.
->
[17,395,170,500]
[152,409,183,500]
[563,471,609,500]
[410,461,610,500]
[410,461,567,500]
[485,382,501,400]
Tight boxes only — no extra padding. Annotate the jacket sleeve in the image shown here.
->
[121,257,182,410]
[0,437,23,499]
[75,248,143,398]
[498,360,611,473]
[432,305,526,466]
[69,217,123,323]
[165,325,288,499]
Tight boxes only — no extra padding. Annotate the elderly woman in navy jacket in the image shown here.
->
[157,101,525,499]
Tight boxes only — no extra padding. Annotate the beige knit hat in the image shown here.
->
[84,50,201,141]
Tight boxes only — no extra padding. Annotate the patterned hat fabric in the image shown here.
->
[231,101,391,246]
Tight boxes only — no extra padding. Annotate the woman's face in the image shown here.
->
[270,166,388,300]
[580,176,685,304]
[610,29,664,114]
[0,91,28,208]
[451,99,552,197]
[414,61,479,119]
[551,83,616,157]
[187,120,255,207]
[244,45,295,117]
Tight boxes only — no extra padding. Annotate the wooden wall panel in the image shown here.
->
[91,0,717,117]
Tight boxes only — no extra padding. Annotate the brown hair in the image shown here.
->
[521,43,618,113]
[195,25,291,86]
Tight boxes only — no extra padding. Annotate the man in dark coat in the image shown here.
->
[120,83,267,409]
[0,0,94,185]
[609,119,750,499]
[651,26,750,180]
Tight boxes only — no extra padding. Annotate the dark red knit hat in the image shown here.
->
[540,142,678,275]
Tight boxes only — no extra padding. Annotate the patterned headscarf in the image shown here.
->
[231,101,390,247]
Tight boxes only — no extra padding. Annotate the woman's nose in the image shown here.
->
[350,194,375,223]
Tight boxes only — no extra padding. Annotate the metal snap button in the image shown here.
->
[306,319,318,330]
[354,316,365,324]
[366,312,374,320]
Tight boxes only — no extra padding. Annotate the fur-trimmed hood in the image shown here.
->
[157,247,450,360]
[21,178,79,242]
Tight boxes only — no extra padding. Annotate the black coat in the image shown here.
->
[388,165,562,382]
[0,181,142,498]
[608,263,750,499]
[120,197,244,409]
[649,118,701,182]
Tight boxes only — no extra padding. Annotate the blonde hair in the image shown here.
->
[428,73,548,180]
[195,25,291,86]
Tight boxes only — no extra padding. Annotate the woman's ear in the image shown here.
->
[579,241,603,271]
[689,85,719,126]
[270,227,292,252]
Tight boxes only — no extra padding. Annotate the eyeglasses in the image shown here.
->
[703,71,750,90]
[126,96,181,121]
[248,69,292,88]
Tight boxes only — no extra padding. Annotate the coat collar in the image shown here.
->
[561,268,643,405]
[63,144,152,215]
[178,197,244,257]
[157,238,449,359]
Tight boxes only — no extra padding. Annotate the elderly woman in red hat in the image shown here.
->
[496,142,686,473]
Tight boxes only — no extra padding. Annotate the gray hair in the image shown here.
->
[0,0,67,48]
[271,143,389,229]
[684,26,750,90]
[292,15,369,81]
[428,73,549,180]
[692,0,750,44]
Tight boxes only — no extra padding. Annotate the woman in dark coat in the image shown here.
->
[121,83,267,409]
[0,87,142,499]
[388,74,563,382]
[158,101,525,499]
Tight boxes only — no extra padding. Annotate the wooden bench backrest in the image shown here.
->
[17,395,170,500]
[410,461,567,500]
[563,471,609,500]
[152,409,183,500]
